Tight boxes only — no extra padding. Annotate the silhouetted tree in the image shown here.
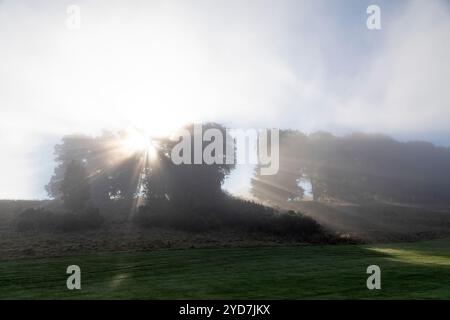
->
[61,160,90,211]
[251,130,450,205]
[143,123,235,209]
[46,131,144,208]
[251,130,306,205]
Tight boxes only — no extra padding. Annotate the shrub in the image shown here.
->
[134,196,328,241]
[133,200,222,232]
[15,207,104,232]
[268,210,323,238]
[16,208,58,232]
[58,207,104,232]
[133,199,177,228]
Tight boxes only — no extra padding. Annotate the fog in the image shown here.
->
[1,0,449,198]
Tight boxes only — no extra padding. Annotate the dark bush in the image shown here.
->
[16,208,58,232]
[16,207,104,232]
[133,199,177,228]
[58,207,104,232]
[134,200,222,232]
[134,196,328,241]
[265,210,323,238]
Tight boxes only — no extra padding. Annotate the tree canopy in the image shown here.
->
[252,130,450,205]
[46,123,235,211]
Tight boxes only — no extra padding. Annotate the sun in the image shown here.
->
[121,131,157,159]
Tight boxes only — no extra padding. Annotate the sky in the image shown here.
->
[0,0,450,199]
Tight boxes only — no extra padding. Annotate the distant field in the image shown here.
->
[2,238,450,299]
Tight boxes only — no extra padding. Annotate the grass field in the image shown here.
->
[1,238,450,299]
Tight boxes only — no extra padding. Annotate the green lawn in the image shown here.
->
[2,238,450,299]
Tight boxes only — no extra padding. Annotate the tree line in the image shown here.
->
[252,130,450,206]
[46,125,450,214]
[46,123,234,212]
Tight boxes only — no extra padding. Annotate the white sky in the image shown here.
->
[1,0,450,199]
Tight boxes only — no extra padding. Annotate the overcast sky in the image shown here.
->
[1,0,449,199]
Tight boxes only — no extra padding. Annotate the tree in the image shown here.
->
[251,130,306,205]
[61,160,90,211]
[252,130,450,205]
[46,131,145,207]
[143,123,235,209]
[47,124,236,213]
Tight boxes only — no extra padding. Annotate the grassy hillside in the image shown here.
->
[1,238,450,299]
